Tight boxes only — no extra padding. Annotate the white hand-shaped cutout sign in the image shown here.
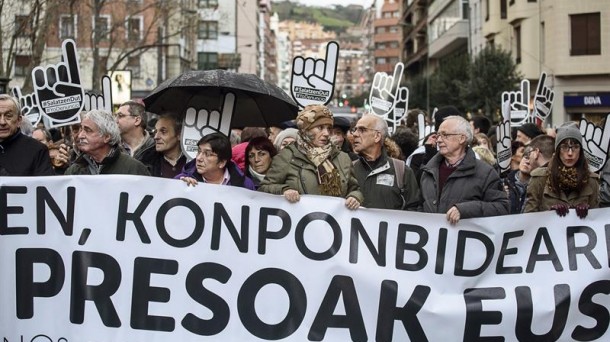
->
[388,85,409,134]
[533,72,554,122]
[83,75,113,112]
[12,86,42,126]
[290,41,338,108]
[180,93,235,160]
[580,118,610,172]
[369,63,404,118]
[496,100,512,174]
[501,79,530,126]
[32,39,84,127]
[417,112,434,146]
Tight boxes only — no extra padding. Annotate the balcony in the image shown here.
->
[429,19,468,58]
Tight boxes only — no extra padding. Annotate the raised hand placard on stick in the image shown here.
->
[290,41,338,108]
[533,72,554,122]
[32,39,84,127]
[12,86,42,126]
[369,63,404,119]
[496,99,512,174]
[501,79,530,127]
[83,75,113,112]
[580,117,610,172]
[180,93,235,160]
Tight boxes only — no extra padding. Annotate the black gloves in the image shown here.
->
[573,203,590,219]
[550,203,570,217]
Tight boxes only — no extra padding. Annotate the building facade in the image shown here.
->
[482,0,610,125]
[374,0,403,74]
[5,0,197,99]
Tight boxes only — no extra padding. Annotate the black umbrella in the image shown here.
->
[143,70,298,128]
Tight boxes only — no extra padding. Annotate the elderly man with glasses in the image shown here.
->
[351,114,420,210]
[419,115,509,224]
[115,100,155,164]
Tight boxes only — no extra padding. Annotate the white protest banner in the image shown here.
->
[32,39,85,128]
[579,117,610,172]
[1,176,610,341]
[290,41,339,108]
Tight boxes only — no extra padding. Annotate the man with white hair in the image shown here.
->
[352,114,420,210]
[65,110,150,175]
[420,115,508,224]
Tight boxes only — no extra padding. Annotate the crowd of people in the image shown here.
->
[1,92,608,222]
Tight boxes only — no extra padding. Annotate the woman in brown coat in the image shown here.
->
[524,124,599,217]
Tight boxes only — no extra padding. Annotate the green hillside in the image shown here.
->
[272,0,364,34]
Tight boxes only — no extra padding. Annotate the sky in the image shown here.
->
[291,0,376,8]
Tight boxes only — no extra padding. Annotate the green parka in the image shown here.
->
[258,143,363,202]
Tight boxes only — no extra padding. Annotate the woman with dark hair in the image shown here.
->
[176,133,255,190]
[524,124,599,218]
[245,136,278,188]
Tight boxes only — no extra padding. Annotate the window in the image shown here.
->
[570,13,601,56]
[514,25,521,64]
[376,42,386,49]
[485,0,489,21]
[198,0,218,7]
[93,15,110,41]
[509,0,514,5]
[14,55,31,77]
[198,52,218,70]
[198,21,218,39]
[126,17,142,41]
[376,57,387,64]
[500,0,507,19]
[14,15,32,37]
[59,15,76,39]
[126,56,141,79]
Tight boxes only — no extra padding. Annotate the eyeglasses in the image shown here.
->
[197,149,217,158]
[559,144,580,152]
[114,113,137,119]
[436,132,463,139]
[350,126,379,134]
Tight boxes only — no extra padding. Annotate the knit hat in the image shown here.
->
[554,123,582,150]
[516,123,544,140]
[434,106,462,131]
[273,128,298,150]
[296,104,334,131]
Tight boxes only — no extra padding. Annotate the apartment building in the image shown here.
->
[4,0,197,98]
[428,0,469,66]
[374,0,403,74]
[482,0,610,125]
[402,0,430,78]
[259,0,277,84]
